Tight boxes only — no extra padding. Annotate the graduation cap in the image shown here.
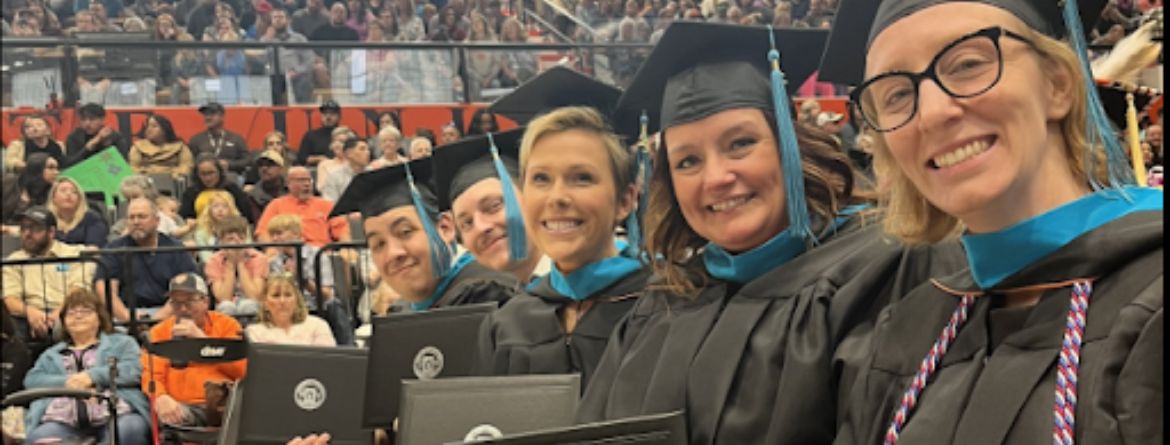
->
[820,0,1132,189]
[488,66,623,126]
[330,160,454,278]
[1096,80,1161,131]
[431,128,529,262]
[613,22,830,240]
[819,0,1109,85]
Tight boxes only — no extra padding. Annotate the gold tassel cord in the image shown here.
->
[1126,92,1148,187]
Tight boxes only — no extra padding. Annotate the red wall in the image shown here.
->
[2,99,849,149]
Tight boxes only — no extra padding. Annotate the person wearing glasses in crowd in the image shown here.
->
[22,288,151,445]
[3,207,95,342]
[577,22,963,443]
[141,273,247,428]
[821,0,1163,443]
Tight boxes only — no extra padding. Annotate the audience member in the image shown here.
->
[408,136,433,160]
[309,2,359,40]
[3,207,94,342]
[2,154,56,234]
[186,0,220,40]
[314,126,356,190]
[129,115,193,180]
[188,103,251,176]
[110,176,182,238]
[392,0,425,40]
[244,273,335,345]
[141,273,246,427]
[246,149,289,212]
[465,12,502,93]
[498,17,536,86]
[47,177,108,248]
[62,104,131,170]
[262,214,352,344]
[190,190,245,263]
[344,0,372,39]
[21,288,151,445]
[204,216,267,317]
[179,154,257,234]
[4,115,63,173]
[97,198,198,322]
[296,101,343,166]
[320,138,370,202]
[428,4,468,41]
[368,126,406,169]
[255,167,349,247]
[291,0,328,36]
[439,123,462,146]
[466,109,500,137]
[263,8,316,103]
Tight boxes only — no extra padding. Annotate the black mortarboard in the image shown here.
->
[331,159,454,278]
[612,22,828,138]
[432,127,525,211]
[614,22,829,240]
[489,66,623,126]
[329,160,438,219]
[820,0,1133,189]
[819,0,1109,85]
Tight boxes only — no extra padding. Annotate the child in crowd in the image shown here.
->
[204,215,267,319]
[191,190,244,262]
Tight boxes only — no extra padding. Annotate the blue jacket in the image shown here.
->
[23,332,151,432]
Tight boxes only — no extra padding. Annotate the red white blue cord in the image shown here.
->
[883,280,1093,445]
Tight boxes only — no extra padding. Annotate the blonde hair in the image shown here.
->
[47,177,90,234]
[871,28,1102,244]
[267,214,303,236]
[519,106,635,202]
[195,190,241,234]
[257,273,308,325]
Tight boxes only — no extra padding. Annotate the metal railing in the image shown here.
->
[1,38,654,108]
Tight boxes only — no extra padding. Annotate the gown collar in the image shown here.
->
[959,187,1163,290]
[411,252,476,312]
[702,204,869,284]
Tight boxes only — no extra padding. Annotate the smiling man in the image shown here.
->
[330,159,518,312]
[432,128,549,283]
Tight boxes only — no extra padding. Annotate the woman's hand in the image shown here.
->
[65,372,94,390]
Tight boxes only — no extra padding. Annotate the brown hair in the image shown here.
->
[645,111,869,296]
[870,27,1102,244]
[257,273,308,325]
[57,287,114,343]
[215,214,250,238]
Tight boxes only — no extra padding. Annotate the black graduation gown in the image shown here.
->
[837,211,1163,445]
[429,261,519,310]
[577,223,966,445]
[476,267,651,391]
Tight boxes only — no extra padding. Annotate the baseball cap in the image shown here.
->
[19,206,57,229]
[320,100,342,113]
[167,272,209,297]
[198,102,226,115]
[257,149,286,168]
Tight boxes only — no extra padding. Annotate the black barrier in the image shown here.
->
[75,241,305,336]
[313,241,372,344]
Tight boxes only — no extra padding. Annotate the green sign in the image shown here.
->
[60,147,132,208]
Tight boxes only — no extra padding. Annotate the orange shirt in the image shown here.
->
[141,311,247,405]
[255,195,350,247]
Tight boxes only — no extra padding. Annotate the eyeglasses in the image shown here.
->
[170,297,206,308]
[850,27,1034,133]
[65,307,96,317]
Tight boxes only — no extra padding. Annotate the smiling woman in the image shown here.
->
[821,0,1165,444]
[576,22,966,444]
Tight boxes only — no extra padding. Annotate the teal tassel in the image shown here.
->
[487,132,529,262]
[767,25,814,241]
[1061,0,1135,190]
[622,111,652,259]
[405,163,452,278]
